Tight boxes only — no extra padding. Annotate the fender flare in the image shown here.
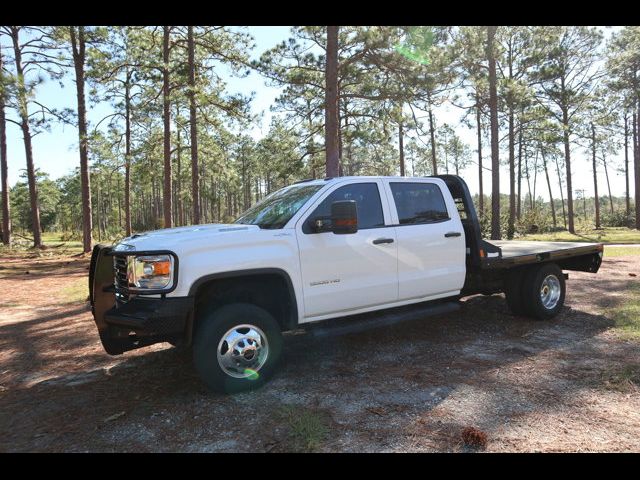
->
[187,268,299,332]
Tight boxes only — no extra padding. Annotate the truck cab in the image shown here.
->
[90,175,603,393]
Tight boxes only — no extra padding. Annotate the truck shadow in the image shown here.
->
[0,274,635,452]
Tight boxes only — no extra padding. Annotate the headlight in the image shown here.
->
[127,254,174,290]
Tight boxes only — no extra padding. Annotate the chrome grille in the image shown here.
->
[113,254,130,302]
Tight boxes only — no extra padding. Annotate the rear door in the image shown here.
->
[295,180,398,319]
[383,179,465,301]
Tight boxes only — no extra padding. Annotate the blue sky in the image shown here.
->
[2,26,291,185]
[1,26,632,200]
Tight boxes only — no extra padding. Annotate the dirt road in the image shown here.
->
[1,254,638,452]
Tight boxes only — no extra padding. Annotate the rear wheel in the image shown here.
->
[520,263,565,320]
[193,303,283,394]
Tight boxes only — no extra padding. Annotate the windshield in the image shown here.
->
[235,184,323,229]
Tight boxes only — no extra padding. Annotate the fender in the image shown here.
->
[187,267,299,331]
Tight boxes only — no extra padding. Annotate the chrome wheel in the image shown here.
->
[217,324,269,379]
[540,274,561,310]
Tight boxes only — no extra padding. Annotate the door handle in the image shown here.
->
[372,238,394,245]
[444,232,462,238]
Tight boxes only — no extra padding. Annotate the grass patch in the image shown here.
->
[59,278,89,305]
[602,364,640,393]
[603,246,640,257]
[0,232,85,258]
[278,405,329,452]
[519,227,640,244]
[609,283,640,340]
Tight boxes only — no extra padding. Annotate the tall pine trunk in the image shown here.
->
[11,27,42,248]
[398,118,405,176]
[476,99,483,218]
[487,26,501,240]
[428,100,437,175]
[507,107,515,238]
[555,155,567,229]
[624,112,630,220]
[162,26,173,228]
[603,152,614,217]
[541,144,556,228]
[325,26,340,178]
[634,103,640,230]
[0,44,10,245]
[517,125,523,221]
[70,26,92,253]
[561,94,575,233]
[188,25,200,225]
[124,72,132,236]
[591,122,600,229]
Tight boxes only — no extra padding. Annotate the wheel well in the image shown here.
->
[190,272,297,338]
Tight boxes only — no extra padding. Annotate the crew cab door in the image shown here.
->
[296,180,398,319]
[383,179,466,301]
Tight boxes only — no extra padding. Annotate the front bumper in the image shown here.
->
[89,244,194,355]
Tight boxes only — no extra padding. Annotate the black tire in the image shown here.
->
[504,268,527,316]
[193,303,283,394]
[520,263,566,320]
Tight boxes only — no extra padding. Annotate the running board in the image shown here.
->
[305,300,460,338]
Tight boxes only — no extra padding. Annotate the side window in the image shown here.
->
[304,183,385,233]
[390,182,450,225]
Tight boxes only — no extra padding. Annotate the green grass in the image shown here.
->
[59,278,89,304]
[609,283,640,341]
[602,364,640,393]
[279,405,329,452]
[0,232,85,258]
[603,246,640,257]
[519,227,640,244]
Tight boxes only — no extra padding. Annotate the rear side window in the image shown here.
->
[390,182,450,225]
[305,182,385,232]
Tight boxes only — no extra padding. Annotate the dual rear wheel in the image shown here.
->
[504,263,566,320]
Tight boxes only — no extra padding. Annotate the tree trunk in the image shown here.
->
[591,122,600,229]
[507,107,515,239]
[70,26,92,253]
[398,118,405,176]
[634,103,640,230]
[554,155,567,229]
[517,124,523,221]
[0,44,10,245]
[162,26,173,229]
[541,143,556,228]
[188,25,200,225]
[487,26,501,240]
[176,106,183,227]
[325,25,340,178]
[624,112,630,220]
[428,103,437,175]
[603,152,614,217]
[562,101,575,233]
[124,71,132,236]
[10,27,42,248]
[476,99,483,218]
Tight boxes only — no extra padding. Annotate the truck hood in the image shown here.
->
[114,223,262,252]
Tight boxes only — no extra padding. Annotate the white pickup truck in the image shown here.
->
[90,175,603,393]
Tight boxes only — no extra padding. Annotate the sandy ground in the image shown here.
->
[0,253,638,452]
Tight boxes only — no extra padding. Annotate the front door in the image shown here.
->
[296,181,398,320]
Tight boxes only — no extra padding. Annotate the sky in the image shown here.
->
[1,26,632,202]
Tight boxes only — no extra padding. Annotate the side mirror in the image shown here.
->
[330,200,358,234]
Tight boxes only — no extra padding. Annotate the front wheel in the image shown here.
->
[193,303,283,394]
[521,263,566,320]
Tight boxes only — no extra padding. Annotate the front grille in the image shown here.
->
[113,254,131,303]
